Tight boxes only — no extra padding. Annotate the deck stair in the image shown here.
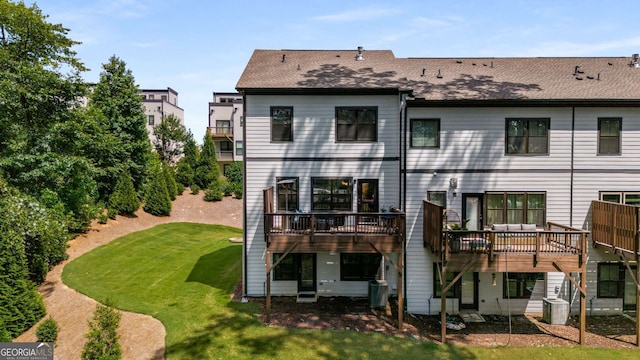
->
[296,291,318,303]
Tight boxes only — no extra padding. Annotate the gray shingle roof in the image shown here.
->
[236,49,640,101]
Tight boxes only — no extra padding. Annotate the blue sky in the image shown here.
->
[32,0,640,142]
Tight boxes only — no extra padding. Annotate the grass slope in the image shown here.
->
[63,223,638,359]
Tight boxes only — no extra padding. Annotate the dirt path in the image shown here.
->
[16,193,243,360]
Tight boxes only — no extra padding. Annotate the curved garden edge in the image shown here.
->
[15,193,243,360]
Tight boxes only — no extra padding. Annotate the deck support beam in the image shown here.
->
[368,241,404,330]
[553,261,586,345]
[439,261,473,344]
[265,242,299,324]
[619,252,640,347]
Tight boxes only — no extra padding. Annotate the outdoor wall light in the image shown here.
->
[492,273,497,286]
[449,178,458,189]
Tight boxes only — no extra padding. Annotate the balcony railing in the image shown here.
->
[264,211,405,240]
[207,126,233,137]
[216,150,233,161]
[443,223,586,256]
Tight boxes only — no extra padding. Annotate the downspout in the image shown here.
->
[570,107,575,227]
[400,92,409,309]
[242,93,248,299]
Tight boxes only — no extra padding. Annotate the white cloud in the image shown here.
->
[313,6,401,22]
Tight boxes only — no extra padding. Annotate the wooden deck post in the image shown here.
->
[266,250,271,323]
[580,266,586,346]
[440,266,447,344]
[636,251,640,347]
[398,246,404,330]
[636,206,640,347]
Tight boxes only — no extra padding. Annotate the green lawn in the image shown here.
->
[63,223,638,359]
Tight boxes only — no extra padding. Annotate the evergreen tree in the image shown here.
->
[143,159,171,216]
[108,170,140,216]
[82,303,121,360]
[0,229,46,339]
[162,163,178,201]
[175,131,198,187]
[194,134,220,188]
[90,55,152,197]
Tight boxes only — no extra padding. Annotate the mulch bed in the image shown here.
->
[243,294,639,349]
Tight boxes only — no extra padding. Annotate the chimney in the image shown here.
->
[633,53,639,68]
[356,46,364,61]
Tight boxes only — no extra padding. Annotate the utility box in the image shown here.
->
[542,298,570,325]
[368,280,388,308]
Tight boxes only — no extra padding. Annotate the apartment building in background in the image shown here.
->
[207,92,244,175]
[141,87,185,144]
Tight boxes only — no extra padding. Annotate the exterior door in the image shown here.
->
[298,253,316,292]
[460,272,479,310]
[462,194,484,231]
[357,179,379,213]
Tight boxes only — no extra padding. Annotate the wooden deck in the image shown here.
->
[422,200,589,346]
[264,212,405,253]
[438,227,587,272]
[262,186,406,330]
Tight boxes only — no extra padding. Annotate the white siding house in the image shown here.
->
[236,48,640,324]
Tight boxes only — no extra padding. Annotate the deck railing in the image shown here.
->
[591,200,639,254]
[445,226,586,256]
[264,212,405,240]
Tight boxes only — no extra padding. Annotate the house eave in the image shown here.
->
[407,98,640,107]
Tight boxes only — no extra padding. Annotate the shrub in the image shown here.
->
[162,164,178,201]
[203,189,223,202]
[225,161,243,184]
[98,213,108,224]
[107,208,117,220]
[143,161,171,216]
[0,322,10,342]
[190,185,200,195]
[82,303,121,360]
[108,170,140,216]
[36,317,58,343]
[176,183,184,195]
[232,183,243,199]
[175,159,194,187]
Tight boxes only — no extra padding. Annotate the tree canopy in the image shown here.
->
[153,114,189,165]
[89,55,152,197]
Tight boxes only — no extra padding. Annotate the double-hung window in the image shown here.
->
[411,119,440,148]
[503,273,543,299]
[336,107,377,142]
[598,117,621,155]
[427,191,447,208]
[340,253,381,281]
[271,107,293,142]
[433,264,460,298]
[235,141,243,156]
[485,192,545,226]
[597,263,625,298]
[506,118,549,155]
[273,253,296,281]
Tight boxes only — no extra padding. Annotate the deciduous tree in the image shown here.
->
[153,114,188,165]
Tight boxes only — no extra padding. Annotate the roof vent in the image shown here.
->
[356,46,364,61]
[632,53,639,68]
